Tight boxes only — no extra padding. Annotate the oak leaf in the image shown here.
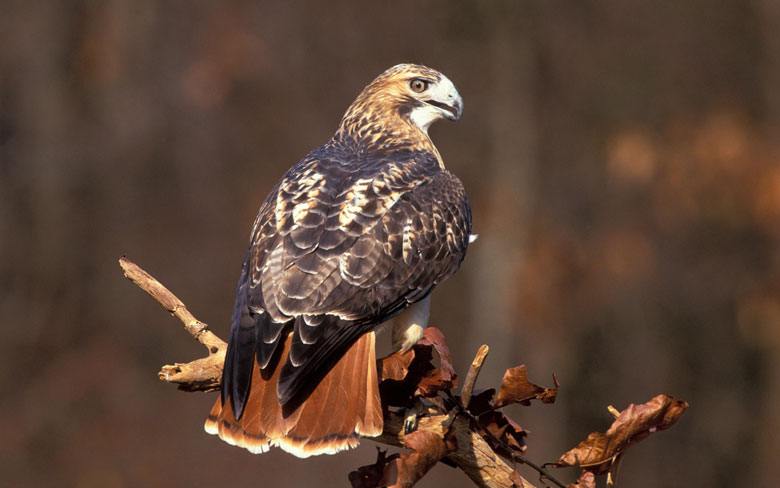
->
[557,394,688,474]
[415,327,457,396]
[349,432,450,488]
[493,365,558,408]
[377,327,458,407]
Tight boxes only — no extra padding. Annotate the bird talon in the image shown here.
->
[402,398,430,434]
[403,410,418,434]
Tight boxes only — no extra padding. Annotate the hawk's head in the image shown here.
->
[340,64,463,138]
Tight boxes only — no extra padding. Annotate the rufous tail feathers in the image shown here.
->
[204,331,383,458]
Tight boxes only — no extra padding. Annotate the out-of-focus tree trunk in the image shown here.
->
[755,1,780,486]
[468,4,537,379]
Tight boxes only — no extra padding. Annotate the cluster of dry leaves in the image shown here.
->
[350,328,688,488]
[119,258,688,488]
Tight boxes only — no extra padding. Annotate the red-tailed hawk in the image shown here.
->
[204,64,471,457]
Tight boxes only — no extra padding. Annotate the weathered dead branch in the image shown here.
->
[119,256,687,488]
[119,256,536,487]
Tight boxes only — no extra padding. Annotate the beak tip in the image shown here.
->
[453,100,463,120]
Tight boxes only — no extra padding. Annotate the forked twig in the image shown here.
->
[119,256,537,488]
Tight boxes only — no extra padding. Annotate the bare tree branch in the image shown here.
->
[119,256,226,391]
[120,256,687,487]
[119,256,536,487]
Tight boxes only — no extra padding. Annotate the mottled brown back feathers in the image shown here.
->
[212,64,470,458]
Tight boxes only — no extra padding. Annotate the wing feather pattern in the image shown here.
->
[221,146,471,418]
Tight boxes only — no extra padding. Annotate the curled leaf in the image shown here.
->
[557,394,689,474]
[349,449,397,488]
[380,349,416,382]
[416,327,457,395]
[467,388,497,415]
[349,433,450,488]
[493,365,558,408]
[377,327,458,407]
[478,410,528,454]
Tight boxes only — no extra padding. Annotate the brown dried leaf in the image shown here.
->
[567,471,596,488]
[392,430,450,487]
[416,327,457,396]
[467,388,496,415]
[493,365,558,408]
[377,327,458,407]
[557,394,689,473]
[380,349,416,382]
[349,449,397,488]
[350,432,449,488]
[478,410,528,454]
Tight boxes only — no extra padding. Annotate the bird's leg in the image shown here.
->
[390,296,432,433]
[394,324,425,353]
[391,296,431,353]
[403,399,426,434]
[402,396,443,434]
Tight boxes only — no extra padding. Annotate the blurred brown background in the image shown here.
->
[2,1,779,487]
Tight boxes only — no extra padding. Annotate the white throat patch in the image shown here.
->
[409,105,442,134]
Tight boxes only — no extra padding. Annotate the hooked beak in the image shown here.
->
[422,74,463,122]
[425,97,463,121]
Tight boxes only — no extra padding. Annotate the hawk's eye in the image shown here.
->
[409,79,429,93]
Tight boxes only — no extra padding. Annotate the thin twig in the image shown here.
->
[119,256,225,352]
[514,455,567,488]
[460,344,490,408]
[119,256,537,488]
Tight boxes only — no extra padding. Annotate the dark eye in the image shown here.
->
[409,78,428,93]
